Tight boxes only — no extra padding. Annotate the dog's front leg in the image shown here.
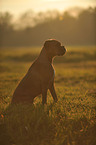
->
[42,87,48,105]
[49,83,58,102]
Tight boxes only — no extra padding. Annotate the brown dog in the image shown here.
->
[11,39,66,104]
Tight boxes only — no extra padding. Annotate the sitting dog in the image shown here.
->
[11,39,66,104]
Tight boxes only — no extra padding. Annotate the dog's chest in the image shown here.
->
[53,69,55,78]
[49,66,55,82]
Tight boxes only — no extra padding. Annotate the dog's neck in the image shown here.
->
[39,47,54,64]
[46,53,53,64]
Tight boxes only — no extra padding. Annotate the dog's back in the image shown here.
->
[12,60,42,103]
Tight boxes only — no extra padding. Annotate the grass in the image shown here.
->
[0,46,96,145]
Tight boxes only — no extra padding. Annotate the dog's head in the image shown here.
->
[44,39,66,57]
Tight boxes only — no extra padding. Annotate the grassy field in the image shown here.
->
[0,46,96,145]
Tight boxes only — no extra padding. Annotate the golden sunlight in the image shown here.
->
[0,0,96,15]
[43,0,65,2]
[44,0,59,1]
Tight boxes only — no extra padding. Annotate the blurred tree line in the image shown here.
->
[0,7,96,47]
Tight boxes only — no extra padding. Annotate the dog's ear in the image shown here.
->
[44,40,51,49]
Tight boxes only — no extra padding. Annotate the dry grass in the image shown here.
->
[0,46,96,145]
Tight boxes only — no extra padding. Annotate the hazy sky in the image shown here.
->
[0,0,96,15]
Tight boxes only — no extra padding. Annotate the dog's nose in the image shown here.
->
[62,46,66,52]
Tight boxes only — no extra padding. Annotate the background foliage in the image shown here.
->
[0,7,96,47]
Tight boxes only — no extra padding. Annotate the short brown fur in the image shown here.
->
[11,39,66,104]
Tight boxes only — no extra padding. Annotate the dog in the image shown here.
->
[11,39,66,104]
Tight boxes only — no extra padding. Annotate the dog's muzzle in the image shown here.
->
[59,46,66,56]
